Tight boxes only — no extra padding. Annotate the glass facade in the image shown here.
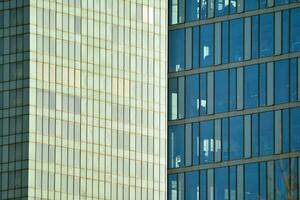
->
[1,0,167,199]
[168,0,300,199]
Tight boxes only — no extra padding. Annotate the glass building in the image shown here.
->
[0,0,167,199]
[168,0,300,199]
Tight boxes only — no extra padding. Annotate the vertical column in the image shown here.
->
[267,62,274,106]
[207,72,214,114]
[237,67,244,110]
[275,12,282,55]
[207,169,214,200]
[185,124,192,166]
[244,115,251,158]
[244,17,251,60]
[275,110,282,154]
[215,23,221,65]
[186,28,192,70]
[215,119,221,162]
[178,77,185,119]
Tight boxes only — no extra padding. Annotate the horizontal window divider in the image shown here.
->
[168,101,300,125]
[168,2,300,31]
[168,151,300,174]
[168,52,300,78]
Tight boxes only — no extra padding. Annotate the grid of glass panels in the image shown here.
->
[0,1,30,199]
[27,0,167,199]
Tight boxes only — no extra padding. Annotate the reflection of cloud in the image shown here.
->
[203,46,209,59]
[201,100,207,108]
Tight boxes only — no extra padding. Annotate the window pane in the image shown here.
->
[252,16,259,59]
[252,114,259,157]
[291,107,300,151]
[200,73,207,115]
[275,59,289,104]
[229,116,243,160]
[193,123,200,165]
[168,125,185,168]
[200,121,214,163]
[230,18,244,62]
[244,65,258,108]
[229,68,236,111]
[282,10,290,54]
[169,30,185,72]
[230,0,237,14]
[275,0,289,5]
[282,109,290,153]
[245,0,258,11]
[275,159,290,200]
[168,78,178,120]
[259,63,267,106]
[222,21,229,64]
[186,74,199,118]
[215,167,229,200]
[186,0,200,22]
[260,162,267,200]
[222,118,229,161]
[245,163,259,200]
[200,0,207,19]
[290,58,298,101]
[291,8,300,52]
[230,166,237,199]
[215,70,228,113]
[200,170,207,200]
[168,174,177,200]
[200,24,214,67]
[260,13,274,57]
[185,171,199,199]
[259,112,274,156]
[193,26,200,68]
[215,0,229,16]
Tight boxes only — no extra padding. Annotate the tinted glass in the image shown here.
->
[260,162,267,200]
[168,174,177,200]
[200,170,207,200]
[168,125,185,168]
[200,24,214,67]
[215,0,229,16]
[275,159,290,200]
[259,64,267,106]
[282,109,290,153]
[230,18,244,62]
[275,60,289,104]
[252,114,259,157]
[275,0,289,5]
[230,166,237,199]
[259,112,274,156]
[291,107,300,151]
[168,78,178,120]
[260,13,274,57]
[252,16,259,59]
[291,8,300,52]
[245,0,259,11]
[215,167,229,200]
[215,70,228,113]
[186,0,200,22]
[222,118,229,161]
[193,26,200,68]
[200,121,214,163]
[185,171,199,199]
[169,30,185,72]
[229,116,243,160]
[222,21,229,64]
[245,163,259,200]
[192,123,199,165]
[229,69,236,111]
[245,65,258,108]
[200,73,207,115]
[282,10,290,54]
[290,58,298,101]
[186,74,199,118]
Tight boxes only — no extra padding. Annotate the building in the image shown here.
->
[168,0,300,199]
[0,0,167,199]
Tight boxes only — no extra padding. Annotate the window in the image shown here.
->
[200,170,207,200]
[200,24,214,67]
[215,167,229,200]
[245,163,259,200]
[200,73,207,115]
[291,8,300,52]
[168,78,178,120]
[290,59,298,101]
[252,16,259,59]
[169,30,185,72]
[291,107,300,151]
[259,112,274,155]
[222,21,229,64]
[252,114,259,157]
[215,70,228,113]
[282,10,290,54]
[168,174,177,200]
[168,125,185,168]
[275,0,289,5]
[192,123,200,165]
[185,171,199,199]
[222,118,229,161]
[200,0,207,19]
[193,26,200,68]
[229,116,243,160]
[200,121,214,163]
[186,74,199,118]
[245,0,259,11]
[186,0,200,22]
[260,162,267,199]
[229,69,236,111]
[259,64,267,106]
[275,159,290,200]
[230,166,237,199]
[215,0,229,16]
[282,109,290,153]
[169,0,185,24]
[260,13,274,57]
[275,60,289,104]
[245,65,258,108]
[230,18,244,62]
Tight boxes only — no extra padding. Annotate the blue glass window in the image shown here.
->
[260,13,274,57]
[168,125,185,168]
[222,118,229,161]
[245,0,259,11]
[282,10,290,54]
[230,0,237,14]
[186,74,199,118]
[193,26,200,68]
[200,73,207,115]
[252,16,259,59]
[252,114,259,157]
[200,170,207,200]
[291,8,300,52]
[259,64,267,106]
[192,123,199,165]
[275,59,289,104]
[291,107,300,151]
[260,162,267,200]
[215,0,229,16]
[230,18,244,62]
[200,0,207,19]
[200,24,214,67]
[245,163,259,200]
[168,174,177,200]
[222,21,229,64]
[229,69,236,111]
[275,159,290,200]
[229,116,243,160]
[185,171,199,199]
[275,0,289,5]
[290,59,298,101]
[186,0,200,22]
[215,167,229,200]
[168,78,178,120]
[230,166,237,199]
[169,30,185,72]
[200,121,214,163]
[259,112,274,156]
[282,109,290,153]
[245,65,258,108]
[215,70,228,113]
